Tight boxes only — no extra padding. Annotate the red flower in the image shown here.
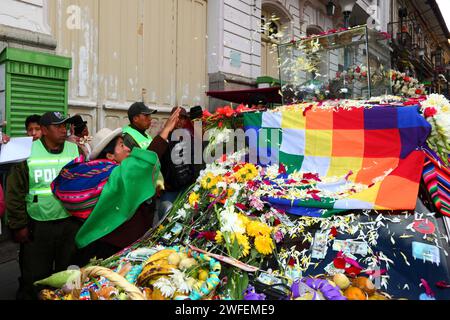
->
[216,106,235,118]
[415,89,423,95]
[274,218,281,226]
[424,107,437,118]
[247,180,258,189]
[190,230,198,238]
[203,110,212,118]
[220,154,227,163]
[218,121,223,128]
[361,71,367,77]
[279,163,287,174]
[235,203,247,211]
[334,256,346,269]
[196,231,217,241]
[303,173,321,182]
[330,227,338,238]
[404,76,411,83]
[286,179,297,185]
[288,258,296,267]
[355,66,361,73]
[392,74,397,81]
[236,104,251,114]
[345,266,362,277]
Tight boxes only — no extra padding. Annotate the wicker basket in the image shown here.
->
[78,266,146,300]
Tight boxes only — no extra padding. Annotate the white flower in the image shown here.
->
[170,269,192,294]
[153,277,176,298]
[216,181,228,190]
[175,208,188,220]
[220,205,245,234]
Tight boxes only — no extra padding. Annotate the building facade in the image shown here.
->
[388,0,450,97]
[0,0,449,134]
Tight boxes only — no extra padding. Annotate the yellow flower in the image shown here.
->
[188,192,200,207]
[243,163,258,179]
[238,215,250,228]
[246,221,272,238]
[227,189,235,198]
[233,233,250,258]
[236,233,251,258]
[254,235,274,255]
[234,164,259,182]
[215,231,223,244]
[201,173,219,190]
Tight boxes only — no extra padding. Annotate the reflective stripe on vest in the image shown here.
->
[27,140,79,221]
[123,126,153,149]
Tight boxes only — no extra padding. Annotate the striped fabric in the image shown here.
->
[51,156,118,219]
[244,105,431,212]
[423,149,450,217]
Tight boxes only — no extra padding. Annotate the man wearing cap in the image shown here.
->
[6,112,80,300]
[123,102,158,151]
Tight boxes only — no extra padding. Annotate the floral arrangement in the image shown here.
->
[391,70,426,97]
[335,65,369,84]
[420,94,450,165]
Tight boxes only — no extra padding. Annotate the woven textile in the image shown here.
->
[244,105,431,211]
[51,156,118,219]
[423,149,450,216]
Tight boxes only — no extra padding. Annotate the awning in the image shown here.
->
[206,86,282,105]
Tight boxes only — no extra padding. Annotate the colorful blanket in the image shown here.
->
[244,105,431,211]
[423,148,450,217]
[51,156,118,219]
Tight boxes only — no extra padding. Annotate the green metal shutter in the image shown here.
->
[0,48,72,137]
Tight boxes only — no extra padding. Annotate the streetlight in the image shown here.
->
[340,0,357,28]
[326,1,336,17]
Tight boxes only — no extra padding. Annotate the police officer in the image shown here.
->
[6,112,80,300]
[122,102,158,150]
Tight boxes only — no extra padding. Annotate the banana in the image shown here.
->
[137,265,177,286]
[144,249,176,266]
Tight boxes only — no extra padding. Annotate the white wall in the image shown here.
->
[207,0,304,80]
[0,0,51,34]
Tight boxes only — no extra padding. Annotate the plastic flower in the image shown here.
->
[201,173,219,190]
[247,221,272,238]
[254,235,275,255]
[188,192,200,207]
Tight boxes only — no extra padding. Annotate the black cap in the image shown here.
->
[189,106,203,120]
[128,102,157,122]
[40,112,70,126]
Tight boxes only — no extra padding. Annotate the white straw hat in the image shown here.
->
[88,128,123,160]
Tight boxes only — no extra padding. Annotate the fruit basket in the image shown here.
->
[135,246,222,300]
[37,246,221,301]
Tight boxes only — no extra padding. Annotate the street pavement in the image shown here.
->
[0,241,19,300]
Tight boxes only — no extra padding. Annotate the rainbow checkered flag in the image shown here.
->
[244,105,431,213]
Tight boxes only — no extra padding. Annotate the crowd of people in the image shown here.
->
[1,103,199,300]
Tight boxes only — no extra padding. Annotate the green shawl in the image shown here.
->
[75,148,160,248]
